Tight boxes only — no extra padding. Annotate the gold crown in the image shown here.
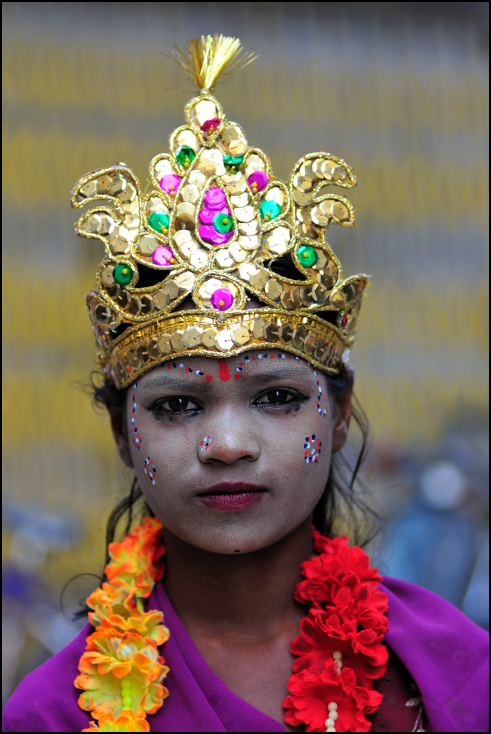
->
[71,36,370,390]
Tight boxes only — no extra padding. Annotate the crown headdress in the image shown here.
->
[71,35,370,390]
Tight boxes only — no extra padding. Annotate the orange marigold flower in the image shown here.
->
[82,710,150,732]
[106,518,164,594]
[75,635,169,719]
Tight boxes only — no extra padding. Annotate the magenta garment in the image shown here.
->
[2,576,489,732]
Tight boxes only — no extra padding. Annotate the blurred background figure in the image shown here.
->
[2,1,488,708]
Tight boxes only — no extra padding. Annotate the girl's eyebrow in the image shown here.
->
[139,366,310,392]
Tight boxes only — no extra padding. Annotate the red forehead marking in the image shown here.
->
[218,360,230,381]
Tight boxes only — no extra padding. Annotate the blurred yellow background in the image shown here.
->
[2,1,489,704]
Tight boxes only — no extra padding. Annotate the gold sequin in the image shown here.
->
[170,330,185,351]
[138,234,159,256]
[176,202,196,225]
[314,338,327,361]
[161,280,180,300]
[115,290,131,309]
[303,334,317,355]
[232,325,251,346]
[238,234,259,251]
[136,345,149,363]
[234,206,255,222]
[98,215,115,237]
[215,329,234,351]
[128,350,141,369]
[84,214,102,233]
[280,290,295,310]
[118,182,137,203]
[264,321,279,340]
[174,271,196,291]
[79,180,98,199]
[100,266,115,287]
[196,156,217,177]
[157,333,173,354]
[329,200,350,222]
[293,174,312,192]
[96,174,113,192]
[188,170,207,188]
[176,129,200,153]
[237,262,259,282]
[300,286,314,305]
[250,270,269,291]
[251,317,267,339]
[140,295,155,315]
[128,296,142,317]
[329,290,347,308]
[94,304,112,323]
[108,176,126,197]
[312,283,329,303]
[226,177,247,195]
[292,326,308,349]
[189,250,209,269]
[312,249,328,270]
[265,187,286,207]
[331,165,348,182]
[152,289,171,310]
[292,189,312,206]
[279,323,294,343]
[265,278,283,300]
[311,205,329,227]
[215,249,235,268]
[228,241,248,263]
[201,327,218,347]
[238,220,259,236]
[147,337,161,360]
[180,185,200,204]
[230,192,249,207]
[183,326,204,347]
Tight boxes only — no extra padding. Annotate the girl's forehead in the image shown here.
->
[135,350,319,390]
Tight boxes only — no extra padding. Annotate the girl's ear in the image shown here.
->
[331,366,354,454]
[108,404,134,469]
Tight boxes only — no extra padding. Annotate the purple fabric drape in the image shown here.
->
[3,576,488,732]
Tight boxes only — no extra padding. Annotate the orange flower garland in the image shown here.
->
[76,520,388,732]
[75,518,169,732]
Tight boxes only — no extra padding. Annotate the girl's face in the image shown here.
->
[115,351,351,554]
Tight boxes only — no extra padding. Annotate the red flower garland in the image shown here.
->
[283,528,389,731]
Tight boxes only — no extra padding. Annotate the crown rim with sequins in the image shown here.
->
[71,35,370,390]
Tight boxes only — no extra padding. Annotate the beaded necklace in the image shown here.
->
[75,518,389,732]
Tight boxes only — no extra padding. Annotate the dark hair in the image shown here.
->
[63,362,384,623]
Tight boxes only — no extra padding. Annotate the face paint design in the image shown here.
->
[131,383,142,450]
[234,352,293,378]
[144,456,157,485]
[315,376,328,417]
[304,434,322,463]
[200,436,213,451]
[165,362,213,381]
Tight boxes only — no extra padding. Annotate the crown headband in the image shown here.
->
[71,35,370,390]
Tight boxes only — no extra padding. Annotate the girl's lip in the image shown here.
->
[197,491,267,510]
[196,482,267,496]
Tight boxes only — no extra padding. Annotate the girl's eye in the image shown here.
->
[151,396,200,414]
[255,389,299,406]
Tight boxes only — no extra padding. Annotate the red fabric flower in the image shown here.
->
[283,659,383,732]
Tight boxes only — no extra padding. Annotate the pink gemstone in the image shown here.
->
[341,314,349,329]
[199,205,230,225]
[159,174,181,195]
[201,117,221,133]
[210,288,234,311]
[199,225,231,246]
[247,170,268,192]
[152,246,176,266]
[204,187,227,210]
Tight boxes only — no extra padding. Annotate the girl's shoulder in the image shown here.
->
[2,621,93,733]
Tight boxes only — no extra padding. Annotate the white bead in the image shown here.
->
[328,702,338,711]
[327,728,337,732]
[332,650,343,660]
[326,718,335,726]
[330,711,338,720]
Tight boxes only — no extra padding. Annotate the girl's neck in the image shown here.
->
[161,516,313,645]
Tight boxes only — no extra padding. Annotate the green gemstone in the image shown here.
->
[298,245,318,268]
[213,212,234,233]
[259,200,281,222]
[176,146,196,167]
[148,211,169,233]
[113,263,133,285]
[223,154,244,170]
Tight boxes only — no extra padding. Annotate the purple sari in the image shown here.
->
[3,576,488,732]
